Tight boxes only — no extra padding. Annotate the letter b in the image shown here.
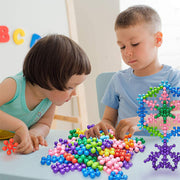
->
[0,26,10,43]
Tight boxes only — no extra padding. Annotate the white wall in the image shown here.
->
[73,0,121,125]
[0,0,69,81]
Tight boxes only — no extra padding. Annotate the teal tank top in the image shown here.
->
[0,72,52,128]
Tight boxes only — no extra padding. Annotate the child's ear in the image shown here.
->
[155,31,163,47]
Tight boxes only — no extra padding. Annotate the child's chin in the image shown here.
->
[66,98,71,102]
[55,102,64,106]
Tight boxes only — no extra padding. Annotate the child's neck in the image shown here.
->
[25,82,46,111]
[133,62,163,77]
[26,82,45,100]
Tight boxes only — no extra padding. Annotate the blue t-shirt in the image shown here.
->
[102,65,180,125]
[0,72,52,128]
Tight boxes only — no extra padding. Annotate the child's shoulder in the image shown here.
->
[7,72,24,85]
[0,72,24,99]
[163,64,179,71]
[163,64,180,76]
[113,68,131,78]
[0,78,17,105]
[0,78,16,87]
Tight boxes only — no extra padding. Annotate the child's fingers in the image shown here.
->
[15,141,27,151]
[100,124,109,135]
[116,126,129,140]
[13,135,21,144]
[128,125,139,136]
[107,124,115,132]
[85,128,95,138]
[44,139,48,146]
[84,130,89,138]
[85,129,91,138]
[31,136,39,150]
[21,144,34,154]
[128,126,136,136]
[15,142,31,153]
[38,136,47,146]
[88,128,95,138]
[85,122,113,138]
[93,127,101,138]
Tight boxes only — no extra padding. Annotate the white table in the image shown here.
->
[0,130,180,180]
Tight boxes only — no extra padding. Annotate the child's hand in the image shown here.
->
[13,125,34,154]
[115,116,139,139]
[85,121,115,138]
[30,133,48,151]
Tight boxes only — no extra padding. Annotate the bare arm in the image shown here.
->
[101,106,118,128]
[29,104,56,137]
[0,78,29,131]
[29,104,56,150]
[0,78,33,153]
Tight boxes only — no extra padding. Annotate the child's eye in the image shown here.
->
[67,87,73,91]
[120,46,125,50]
[132,43,139,47]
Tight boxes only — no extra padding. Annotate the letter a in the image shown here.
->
[30,33,41,48]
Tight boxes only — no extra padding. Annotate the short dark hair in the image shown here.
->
[115,5,161,33]
[23,34,91,91]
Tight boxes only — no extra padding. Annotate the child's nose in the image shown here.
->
[125,47,133,57]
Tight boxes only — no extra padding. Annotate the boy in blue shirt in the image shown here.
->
[86,5,180,139]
